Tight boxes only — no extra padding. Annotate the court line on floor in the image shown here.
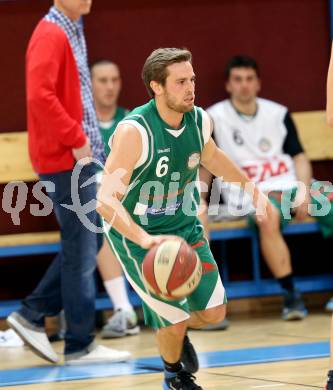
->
[207,371,322,389]
[268,332,328,341]
[0,341,329,387]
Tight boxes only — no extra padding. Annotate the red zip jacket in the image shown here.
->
[26,19,86,174]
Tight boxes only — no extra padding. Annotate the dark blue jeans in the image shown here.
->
[19,164,103,355]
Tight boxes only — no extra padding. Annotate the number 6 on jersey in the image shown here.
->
[156,156,169,177]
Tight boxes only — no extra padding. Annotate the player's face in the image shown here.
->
[54,0,92,19]
[162,61,196,113]
[92,64,122,109]
[226,67,260,104]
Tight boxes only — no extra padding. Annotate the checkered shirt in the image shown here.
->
[45,6,106,163]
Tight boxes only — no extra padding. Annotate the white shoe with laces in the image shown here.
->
[65,344,131,365]
[7,312,58,363]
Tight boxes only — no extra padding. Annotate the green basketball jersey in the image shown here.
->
[115,99,210,234]
[99,107,129,156]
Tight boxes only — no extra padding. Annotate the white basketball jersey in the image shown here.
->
[207,98,297,213]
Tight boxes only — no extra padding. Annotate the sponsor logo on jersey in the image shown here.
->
[157,148,171,154]
[187,152,200,169]
[242,158,290,183]
[146,201,183,216]
[258,138,272,152]
[232,129,244,145]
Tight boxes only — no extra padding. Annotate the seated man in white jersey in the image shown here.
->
[205,55,327,321]
[91,60,140,339]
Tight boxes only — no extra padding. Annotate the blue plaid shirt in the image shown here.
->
[45,6,106,163]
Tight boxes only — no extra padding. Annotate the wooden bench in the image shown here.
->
[0,132,60,259]
[0,111,333,317]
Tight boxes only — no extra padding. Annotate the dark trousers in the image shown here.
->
[19,164,103,354]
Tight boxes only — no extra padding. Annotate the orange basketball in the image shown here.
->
[142,239,202,300]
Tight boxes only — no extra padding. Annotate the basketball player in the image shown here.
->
[97,48,275,389]
[91,60,140,339]
[203,55,318,321]
[325,43,333,390]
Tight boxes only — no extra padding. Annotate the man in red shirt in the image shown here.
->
[7,0,130,364]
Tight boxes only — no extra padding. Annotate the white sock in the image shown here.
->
[104,276,133,312]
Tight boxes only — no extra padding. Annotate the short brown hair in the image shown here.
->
[142,48,192,97]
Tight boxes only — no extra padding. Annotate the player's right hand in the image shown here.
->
[72,138,93,164]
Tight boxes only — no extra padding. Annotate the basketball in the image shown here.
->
[142,239,202,300]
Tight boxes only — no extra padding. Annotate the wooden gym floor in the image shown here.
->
[0,310,331,389]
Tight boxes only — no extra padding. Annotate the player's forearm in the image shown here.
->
[203,147,267,211]
[198,166,212,201]
[203,147,250,188]
[97,200,150,247]
[327,42,333,126]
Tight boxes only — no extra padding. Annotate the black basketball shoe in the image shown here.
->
[163,370,203,389]
[180,335,199,374]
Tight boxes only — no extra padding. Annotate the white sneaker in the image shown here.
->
[101,309,140,339]
[326,297,333,312]
[7,312,58,363]
[65,344,131,365]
